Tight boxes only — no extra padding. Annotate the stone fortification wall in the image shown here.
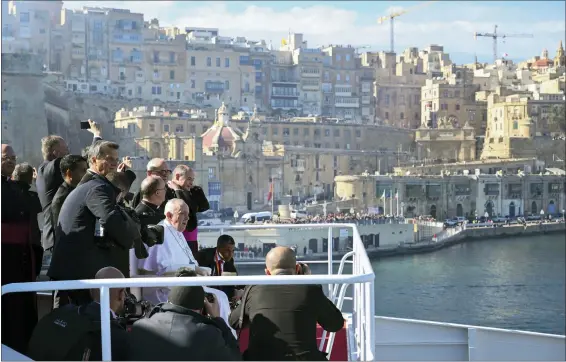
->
[1,53,49,165]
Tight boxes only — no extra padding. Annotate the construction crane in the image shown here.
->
[377,1,437,53]
[474,25,533,64]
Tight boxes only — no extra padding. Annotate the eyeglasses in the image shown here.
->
[150,169,172,177]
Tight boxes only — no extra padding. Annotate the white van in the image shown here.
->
[240,211,272,223]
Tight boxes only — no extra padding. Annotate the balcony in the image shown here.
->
[301,69,320,78]
[322,83,332,93]
[361,95,371,105]
[302,83,320,91]
[272,90,299,98]
[272,78,299,84]
[335,86,352,97]
[205,81,225,93]
[335,98,359,108]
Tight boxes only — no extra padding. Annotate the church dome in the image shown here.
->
[201,102,244,152]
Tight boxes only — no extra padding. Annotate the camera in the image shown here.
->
[121,291,153,325]
[118,205,164,259]
[205,293,215,303]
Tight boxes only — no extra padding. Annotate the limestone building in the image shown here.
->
[335,171,565,220]
[415,120,476,162]
[1,53,49,166]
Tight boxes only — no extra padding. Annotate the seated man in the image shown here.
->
[229,247,344,361]
[196,234,244,300]
[128,282,241,361]
[137,198,232,326]
[27,267,130,361]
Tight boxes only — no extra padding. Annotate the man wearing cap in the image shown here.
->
[128,278,241,361]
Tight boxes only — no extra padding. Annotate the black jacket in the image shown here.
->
[128,303,241,361]
[27,302,129,361]
[47,172,138,280]
[36,136,101,251]
[134,200,165,227]
[51,182,74,242]
[229,285,344,361]
[196,247,239,299]
[132,185,210,232]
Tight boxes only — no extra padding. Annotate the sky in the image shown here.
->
[64,1,565,64]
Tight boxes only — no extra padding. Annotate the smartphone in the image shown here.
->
[80,121,90,129]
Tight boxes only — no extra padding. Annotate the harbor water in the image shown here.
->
[239,233,566,335]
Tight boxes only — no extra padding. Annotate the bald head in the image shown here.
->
[90,267,126,314]
[95,266,125,280]
[265,247,297,275]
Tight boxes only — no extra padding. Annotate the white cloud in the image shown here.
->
[62,1,565,63]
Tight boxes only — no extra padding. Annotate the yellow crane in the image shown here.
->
[377,1,438,53]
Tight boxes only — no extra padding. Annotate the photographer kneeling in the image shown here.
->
[27,267,130,361]
[128,270,242,361]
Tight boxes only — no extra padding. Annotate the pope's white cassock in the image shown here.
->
[137,219,236,337]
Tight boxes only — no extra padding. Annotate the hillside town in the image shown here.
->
[2,1,565,221]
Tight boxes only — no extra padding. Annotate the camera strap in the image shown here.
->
[236,286,252,339]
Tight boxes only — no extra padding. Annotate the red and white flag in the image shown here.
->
[394,191,398,199]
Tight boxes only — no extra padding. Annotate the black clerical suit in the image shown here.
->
[229,284,345,361]
[196,247,239,299]
[1,176,43,354]
[51,182,74,242]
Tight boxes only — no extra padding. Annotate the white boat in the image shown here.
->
[2,223,564,361]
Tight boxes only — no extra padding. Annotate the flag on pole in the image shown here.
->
[267,177,274,202]
[394,190,398,199]
[380,190,386,200]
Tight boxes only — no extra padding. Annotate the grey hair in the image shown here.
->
[146,158,167,171]
[41,135,64,160]
[164,198,188,216]
[88,140,119,161]
[11,162,34,184]
[172,164,193,178]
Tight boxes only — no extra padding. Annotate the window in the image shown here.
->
[324,129,330,137]
[336,54,341,61]
[293,128,299,135]
[225,80,230,90]
[400,112,404,119]
[208,167,216,180]
[206,57,211,67]
[190,80,195,88]
[169,52,175,63]
[333,129,340,137]
[385,112,389,119]
[336,74,341,81]
[455,104,460,111]
[20,12,30,23]
[149,124,155,132]
[272,128,278,135]
[39,28,46,34]
[151,86,162,95]
[153,51,159,63]
[191,56,196,66]
[175,124,184,133]
[513,121,518,130]
[169,70,175,80]
[216,57,221,67]
[164,124,170,132]
[345,75,350,82]
[346,54,351,61]
[225,58,230,67]
[455,90,461,97]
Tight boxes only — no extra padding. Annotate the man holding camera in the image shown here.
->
[128,281,241,361]
[27,267,130,361]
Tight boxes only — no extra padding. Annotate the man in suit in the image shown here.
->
[27,267,130,361]
[48,140,140,307]
[36,121,102,252]
[1,147,44,354]
[229,246,344,361]
[134,175,167,227]
[196,234,243,300]
[51,155,88,234]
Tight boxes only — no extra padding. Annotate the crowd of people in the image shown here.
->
[270,212,407,225]
[1,121,345,361]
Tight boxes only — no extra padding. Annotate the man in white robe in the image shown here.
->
[137,198,234,335]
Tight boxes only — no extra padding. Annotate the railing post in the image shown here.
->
[327,226,333,296]
[100,286,112,361]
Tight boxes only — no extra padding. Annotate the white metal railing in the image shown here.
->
[2,223,376,361]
